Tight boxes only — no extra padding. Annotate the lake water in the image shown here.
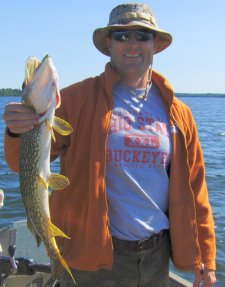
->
[0,96,224,285]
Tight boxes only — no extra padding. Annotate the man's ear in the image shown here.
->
[106,37,112,54]
[153,37,160,54]
[153,40,157,54]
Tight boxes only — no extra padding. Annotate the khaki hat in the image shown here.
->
[93,3,172,56]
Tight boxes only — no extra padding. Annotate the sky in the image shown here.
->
[0,0,225,93]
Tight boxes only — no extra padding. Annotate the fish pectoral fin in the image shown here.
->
[49,222,70,239]
[48,174,70,190]
[27,219,42,247]
[37,176,48,190]
[46,120,56,142]
[53,116,73,136]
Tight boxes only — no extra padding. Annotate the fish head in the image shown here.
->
[22,55,61,115]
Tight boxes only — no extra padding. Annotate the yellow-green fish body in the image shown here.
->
[19,55,75,284]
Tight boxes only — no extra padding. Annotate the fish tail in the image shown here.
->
[51,252,76,285]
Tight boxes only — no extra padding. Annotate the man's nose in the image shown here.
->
[128,33,139,44]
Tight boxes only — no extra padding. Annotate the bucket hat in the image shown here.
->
[93,3,172,56]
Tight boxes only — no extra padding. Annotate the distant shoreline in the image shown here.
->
[0,88,225,98]
[176,93,225,98]
[0,89,22,97]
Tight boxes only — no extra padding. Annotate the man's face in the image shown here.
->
[106,29,156,80]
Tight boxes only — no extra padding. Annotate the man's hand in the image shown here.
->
[193,268,216,287]
[3,102,39,134]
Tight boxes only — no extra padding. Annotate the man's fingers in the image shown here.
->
[3,103,39,120]
[8,125,36,134]
[3,102,40,134]
[7,119,38,129]
[3,111,39,121]
[4,102,32,112]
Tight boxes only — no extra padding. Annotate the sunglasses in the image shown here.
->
[110,30,155,42]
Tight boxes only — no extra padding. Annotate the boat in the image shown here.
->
[0,220,192,287]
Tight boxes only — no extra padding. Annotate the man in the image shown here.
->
[3,3,216,287]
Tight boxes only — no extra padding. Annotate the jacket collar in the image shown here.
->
[102,62,174,110]
[151,70,174,108]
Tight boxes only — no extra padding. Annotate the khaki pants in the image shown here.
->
[60,232,170,287]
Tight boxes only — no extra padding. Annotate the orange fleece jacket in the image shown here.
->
[4,63,216,271]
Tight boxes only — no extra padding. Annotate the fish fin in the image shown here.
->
[45,120,56,142]
[48,174,70,190]
[37,175,48,190]
[49,222,70,239]
[53,116,73,136]
[51,254,76,285]
[24,56,41,87]
[27,219,42,247]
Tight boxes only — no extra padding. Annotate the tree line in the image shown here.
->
[0,88,224,98]
[0,88,22,97]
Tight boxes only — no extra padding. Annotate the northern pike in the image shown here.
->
[19,55,75,284]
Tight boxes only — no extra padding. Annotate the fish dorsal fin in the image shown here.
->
[49,222,70,239]
[48,174,70,190]
[45,119,56,142]
[53,116,73,136]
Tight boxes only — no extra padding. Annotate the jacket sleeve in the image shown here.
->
[4,131,21,173]
[185,108,216,270]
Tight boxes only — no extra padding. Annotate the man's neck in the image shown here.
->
[120,71,150,89]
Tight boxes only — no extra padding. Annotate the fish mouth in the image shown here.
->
[22,55,60,115]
